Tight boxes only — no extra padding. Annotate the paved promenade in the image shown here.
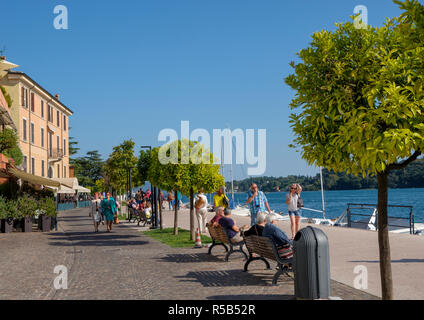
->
[160,207,424,300]
[0,207,378,300]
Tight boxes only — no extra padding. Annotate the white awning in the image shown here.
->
[51,185,76,194]
[76,186,91,193]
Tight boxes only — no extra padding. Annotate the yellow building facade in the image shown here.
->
[0,62,73,179]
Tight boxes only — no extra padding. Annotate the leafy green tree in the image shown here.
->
[285,1,424,300]
[137,149,151,186]
[71,150,104,190]
[104,140,139,195]
[0,86,13,108]
[0,128,23,166]
[179,141,224,240]
[148,140,224,236]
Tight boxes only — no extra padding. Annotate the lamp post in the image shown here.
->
[125,158,134,221]
[140,145,158,229]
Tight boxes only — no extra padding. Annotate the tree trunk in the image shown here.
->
[190,188,194,241]
[173,189,178,236]
[377,171,394,300]
[159,197,163,230]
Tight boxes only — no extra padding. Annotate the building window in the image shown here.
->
[57,164,60,178]
[63,115,67,131]
[48,105,53,122]
[23,156,27,172]
[48,166,53,178]
[63,165,66,178]
[41,128,44,148]
[57,110,60,127]
[23,119,27,141]
[31,158,35,175]
[42,160,45,177]
[48,132,53,157]
[57,135,60,149]
[21,87,28,108]
[30,122,34,144]
[64,139,66,155]
[41,101,44,118]
[30,93,35,112]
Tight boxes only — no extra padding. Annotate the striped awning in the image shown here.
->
[7,166,61,188]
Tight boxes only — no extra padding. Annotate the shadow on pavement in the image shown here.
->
[47,231,149,247]
[158,253,223,263]
[175,269,290,287]
[48,240,149,247]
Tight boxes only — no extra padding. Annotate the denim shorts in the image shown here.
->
[288,210,301,217]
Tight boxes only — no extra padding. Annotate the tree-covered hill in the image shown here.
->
[228,159,424,192]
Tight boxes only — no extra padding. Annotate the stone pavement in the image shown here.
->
[161,206,424,300]
[0,207,378,300]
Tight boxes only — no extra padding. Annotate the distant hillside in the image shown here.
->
[227,159,424,193]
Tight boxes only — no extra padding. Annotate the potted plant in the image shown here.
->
[7,199,20,232]
[16,194,36,232]
[0,196,13,233]
[38,197,56,232]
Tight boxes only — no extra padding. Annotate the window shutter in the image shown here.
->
[30,93,34,111]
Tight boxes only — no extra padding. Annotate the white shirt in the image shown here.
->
[195,193,208,210]
[287,193,298,212]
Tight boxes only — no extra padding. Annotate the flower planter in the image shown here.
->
[0,218,13,233]
[50,217,56,231]
[22,216,33,233]
[40,215,51,232]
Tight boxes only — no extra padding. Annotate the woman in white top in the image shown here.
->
[91,193,103,232]
[195,188,208,233]
[286,184,301,240]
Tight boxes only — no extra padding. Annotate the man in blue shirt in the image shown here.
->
[244,183,272,226]
[263,214,292,247]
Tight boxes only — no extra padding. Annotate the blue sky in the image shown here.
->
[1,0,404,180]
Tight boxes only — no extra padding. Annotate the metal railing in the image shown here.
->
[49,148,64,159]
[340,203,415,235]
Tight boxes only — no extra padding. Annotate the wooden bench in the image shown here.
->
[206,223,248,261]
[129,207,151,227]
[242,234,293,285]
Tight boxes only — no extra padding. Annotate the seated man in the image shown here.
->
[243,212,267,237]
[218,208,249,244]
[263,214,293,259]
[209,206,224,227]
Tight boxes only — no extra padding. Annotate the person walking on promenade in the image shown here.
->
[286,184,301,240]
[91,193,102,232]
[167,192,174,210]
[145,189,151,202]
[97,193,105,225]
[101,192,117,232]
[159,191,165,209]
[213,187,229,210]
[244,183,271,226]
[195,188,208,233]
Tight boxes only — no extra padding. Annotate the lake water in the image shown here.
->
[181,188,424,222]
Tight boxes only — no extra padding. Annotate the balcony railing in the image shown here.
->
[49,148,64,160]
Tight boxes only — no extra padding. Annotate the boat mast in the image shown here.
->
[228,125,234,203]
[320,167,326,219]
